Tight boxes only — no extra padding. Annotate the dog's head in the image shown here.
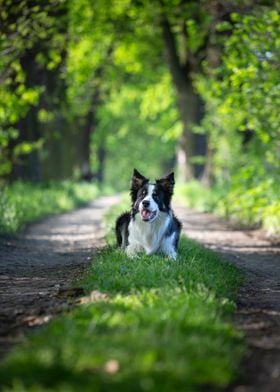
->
[130,168,175,222]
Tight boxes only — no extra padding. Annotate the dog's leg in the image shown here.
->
[160,234,177,260]
[125,243,142,258]
[120,226,128,249]
[145,245,160,256]
[116,212,130,248]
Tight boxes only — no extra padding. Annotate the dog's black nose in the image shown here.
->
[142,200,150,208]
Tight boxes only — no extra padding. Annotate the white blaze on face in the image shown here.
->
[139,184,159,222]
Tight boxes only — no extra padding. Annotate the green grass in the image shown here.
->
[0,198,245,392]
[0,181,101,235]
[176,179,280,235]
[176,181,222,213]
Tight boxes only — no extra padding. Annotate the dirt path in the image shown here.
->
[1,197,279,391]
[0,195,120,360]
[175,204,280,392]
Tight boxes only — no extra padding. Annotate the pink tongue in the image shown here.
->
[142,210,151,219]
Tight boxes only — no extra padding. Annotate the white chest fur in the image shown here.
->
[128,212,171,255]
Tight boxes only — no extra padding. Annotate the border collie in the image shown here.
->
[116,169,182,260]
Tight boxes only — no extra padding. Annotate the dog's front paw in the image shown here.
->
[161,245,177,260]
[125,245,139,259]
[168,253,177,261]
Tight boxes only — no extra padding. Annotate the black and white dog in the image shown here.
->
[116,169,182,260]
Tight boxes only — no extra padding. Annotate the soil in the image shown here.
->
[0,197,279,391]
[175,205,280,392]
[0,195,120,360]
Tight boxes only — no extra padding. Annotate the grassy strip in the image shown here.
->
[176,180,280,235]
[0,181,101,235]
[0,201,244,391]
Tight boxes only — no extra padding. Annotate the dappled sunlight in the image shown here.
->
[175,204,280,256]
[0,0,279,390]
[17,194,122,253]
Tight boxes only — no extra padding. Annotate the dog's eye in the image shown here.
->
[152,192,158,197]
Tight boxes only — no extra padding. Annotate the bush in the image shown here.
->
[177,178,280,234]
[0,181,99,235]
[190,8,280,235]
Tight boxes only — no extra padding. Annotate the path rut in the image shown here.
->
[0,195,120,359]
[175,204,280,392]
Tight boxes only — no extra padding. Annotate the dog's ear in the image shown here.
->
[156,172,175,194]
[130,169,149,201]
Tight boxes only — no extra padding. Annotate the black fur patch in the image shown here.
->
[130,169,149,204]
[165,215,182,249]
[115,212,130,247]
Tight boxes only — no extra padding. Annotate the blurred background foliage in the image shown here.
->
[0,0,279,233]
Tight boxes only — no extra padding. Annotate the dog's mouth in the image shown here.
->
[140,209,157,222]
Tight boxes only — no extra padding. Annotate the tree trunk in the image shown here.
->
[25,106,42,181]
[80,90,101,181]
[12,48,42,182]
[176,82,200,181]
[160,17,207,181]
[81,110,93,181]
[96,144,106,184]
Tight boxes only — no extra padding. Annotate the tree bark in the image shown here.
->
[81,111,93,181]
[11,48,42,182]
[96,144,106,184]
[160,17,207,181]
[80,90,101,181]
